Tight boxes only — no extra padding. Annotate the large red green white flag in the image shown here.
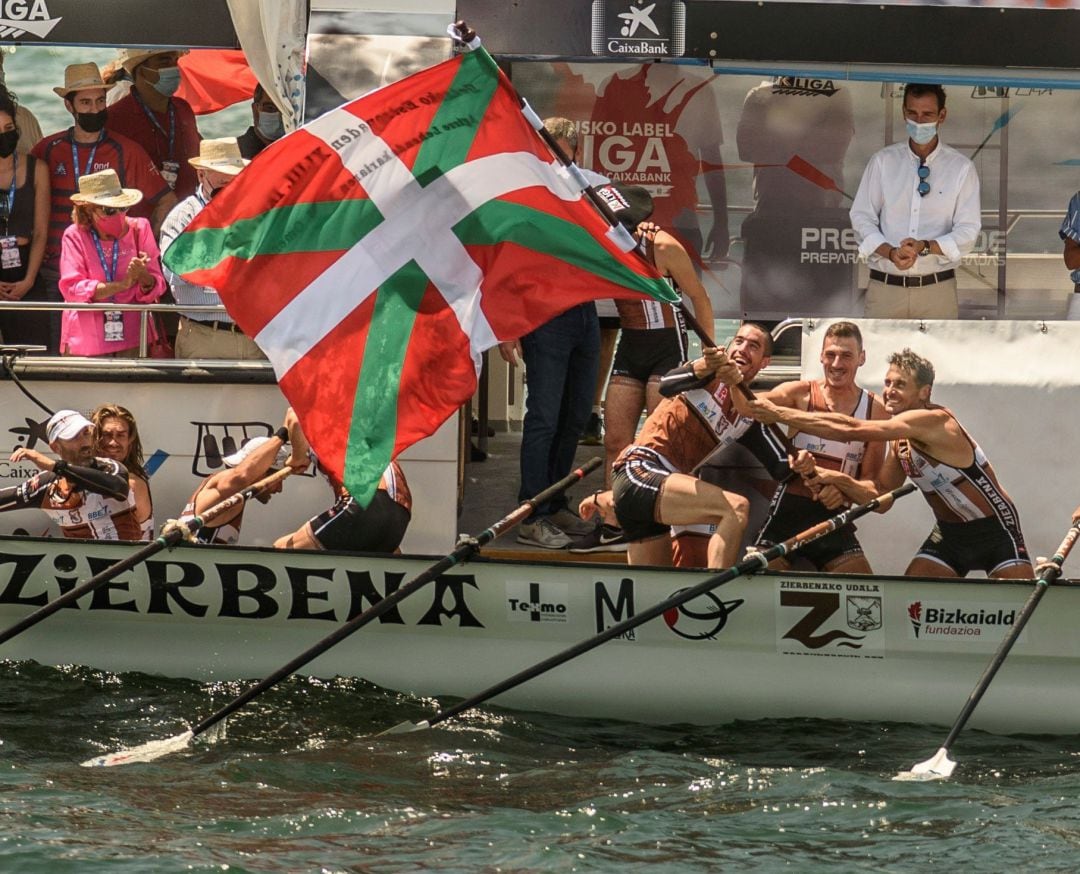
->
[163,47,677,505]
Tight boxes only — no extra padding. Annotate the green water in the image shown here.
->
[2,660,1078,871]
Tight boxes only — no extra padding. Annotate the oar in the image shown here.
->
[381,483,916,736]
[895,520,1080,782]
[0,467,293,649]
[82,456,603,767]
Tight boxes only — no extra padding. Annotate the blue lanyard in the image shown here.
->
[70,131,102,182]
[90,228,120,282]
[132,89,176,162]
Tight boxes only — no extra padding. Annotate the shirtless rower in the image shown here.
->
[733,321,888,574]
[579,322,803,568]
[748,347,1033,579]
[0,409,136,540]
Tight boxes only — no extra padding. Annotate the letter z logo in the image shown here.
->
[781,591,864,649]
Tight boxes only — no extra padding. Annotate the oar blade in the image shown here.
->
[81,729,195,768]
[893,746,956,782]
[376,719,431,737]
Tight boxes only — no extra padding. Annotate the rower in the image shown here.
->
[579,322,804,569]
[747,347,1033,579]
[180,408,307,545]
[732,320,888,574]
[0,408,137,540]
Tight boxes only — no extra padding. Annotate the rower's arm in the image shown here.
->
[747,401,940,443]
[652,232,714,330]
[58,458,130,502]
[808,468,880,506]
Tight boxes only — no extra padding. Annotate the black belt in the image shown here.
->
[183,316,244,335]
[869,268,955,288]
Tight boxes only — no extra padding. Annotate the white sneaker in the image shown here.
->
[549,508,595,537]
[517,518,572,549]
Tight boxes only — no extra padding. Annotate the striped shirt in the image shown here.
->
[159,189,234,323]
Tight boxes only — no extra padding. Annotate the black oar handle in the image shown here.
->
[0,467,293,648]
[937,520,1080,754]
[412,483,915,732]
[189,456,603,739]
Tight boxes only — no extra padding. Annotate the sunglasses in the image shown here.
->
[917,162,931,198]
[100,206,129,216]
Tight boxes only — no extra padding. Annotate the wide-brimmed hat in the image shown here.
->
[223,436,290,469]
[69,169,143,209]
[116,47,189,75]
[53,62,116,98]
[47,409,94,443]
[188,138,250,176]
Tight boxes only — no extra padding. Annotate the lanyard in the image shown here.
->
[132,88,176,162]
[0,152,16,231]
[90,228,120,282]
[70,131,102,182]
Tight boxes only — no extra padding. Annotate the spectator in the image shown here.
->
[159,137,264,359]
[92,403,154,540]
[59,169,165,357]
[107,48,201,200]
[236,83,284,160]
[181,409,306,545]
[850,83,980,319]
[0,87,50,349]
[0,52,43,157]
[0,408,138,540]
[274,417,411,553]
[495,117,601,550]
[1059,189,1080,319]
[33,62,175,352]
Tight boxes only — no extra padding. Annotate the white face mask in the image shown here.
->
[906,119,938,146]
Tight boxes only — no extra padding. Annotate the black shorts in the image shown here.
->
[915,516,1030,576]
[611,326,687,384]
[598,316,621,331]
[612,450,672,542]
[309,490,411,553]
[757,491,863,571]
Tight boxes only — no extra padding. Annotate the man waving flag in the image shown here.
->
[164,43,677,506]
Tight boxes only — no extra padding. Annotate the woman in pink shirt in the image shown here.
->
[59,168,164,356]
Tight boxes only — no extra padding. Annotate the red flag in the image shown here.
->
[177,50,258,115]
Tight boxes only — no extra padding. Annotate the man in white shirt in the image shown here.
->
[850,84,980,319]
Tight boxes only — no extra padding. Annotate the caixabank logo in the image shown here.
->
[591,0,685,57]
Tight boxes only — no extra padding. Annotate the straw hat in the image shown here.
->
[116,47,188,74]
[223,436,290,469]
[188,138,250,176]
[70,169,143,209]
[53,62,115,98]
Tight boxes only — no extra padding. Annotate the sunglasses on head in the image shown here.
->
[100,206,128,216]
[917,162,931,198]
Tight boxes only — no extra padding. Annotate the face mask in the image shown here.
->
[906,119,938,146]
[256,109,284,141]
[149,66,182,98]
[76,109,107,133]
[94,213,127,237]
[0,129,18,159]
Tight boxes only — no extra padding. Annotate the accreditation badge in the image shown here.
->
[0,235,21,271]
[103,311,125,343]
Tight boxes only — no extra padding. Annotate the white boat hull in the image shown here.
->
[0,536,1075,735]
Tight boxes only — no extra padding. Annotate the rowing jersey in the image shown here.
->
[785,381,875,500]
[615,229,683,331]
[0,457,139,540]
[889,406,1022,527]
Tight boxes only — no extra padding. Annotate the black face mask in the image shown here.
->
[0,130,18,159]
[76,109,107,133]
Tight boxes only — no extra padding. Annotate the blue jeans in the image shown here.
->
[519,303,600,518]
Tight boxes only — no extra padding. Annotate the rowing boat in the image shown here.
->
[0,533,1074,735]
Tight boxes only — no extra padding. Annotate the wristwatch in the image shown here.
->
[918,240,932,257]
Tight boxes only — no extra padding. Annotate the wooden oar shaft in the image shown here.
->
[0,466,293,648]
[938,521,1080,754]
[410,483,915,732]
[188,456,603,739]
